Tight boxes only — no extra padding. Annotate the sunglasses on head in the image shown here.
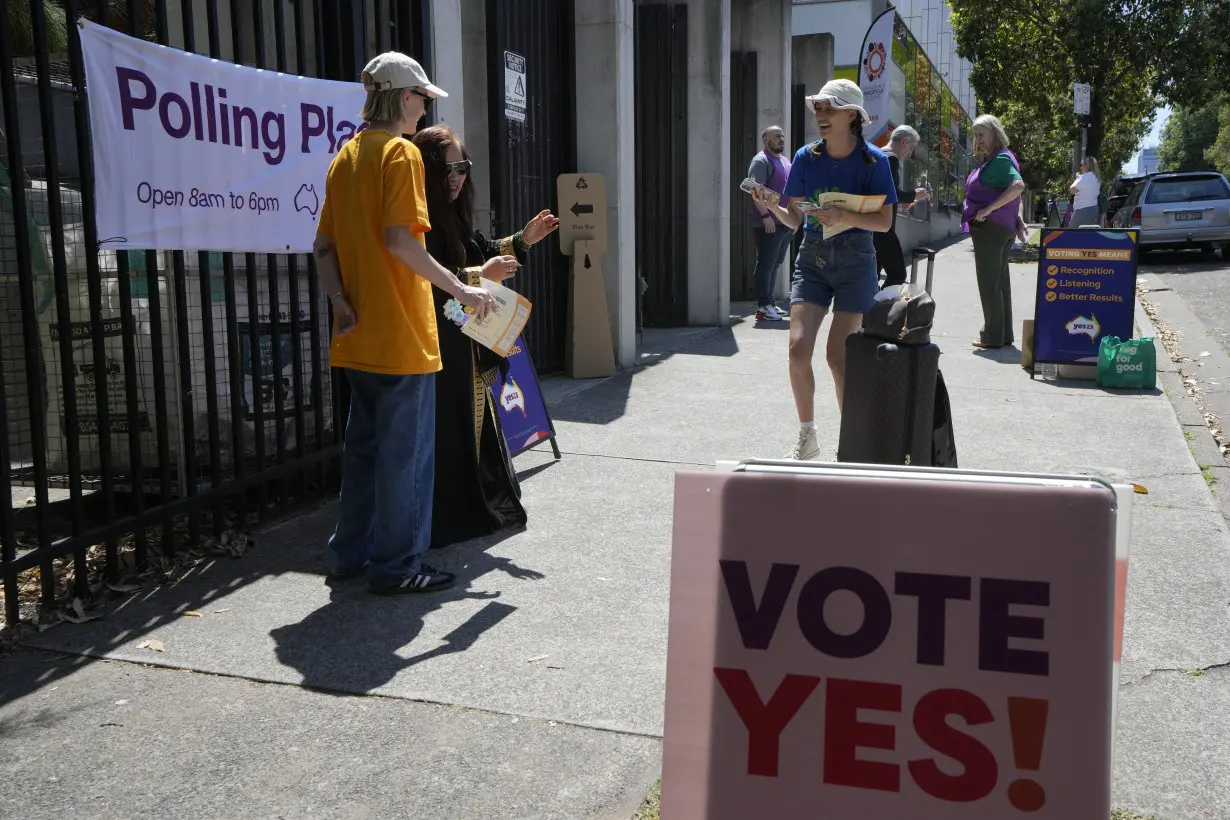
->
[445,159,472,175]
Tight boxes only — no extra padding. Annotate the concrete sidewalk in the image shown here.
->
[3,238,1230,819]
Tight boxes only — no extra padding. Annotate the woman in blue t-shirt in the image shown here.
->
[753,79,898,461]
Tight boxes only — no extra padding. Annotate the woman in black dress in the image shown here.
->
[411,125,559,549]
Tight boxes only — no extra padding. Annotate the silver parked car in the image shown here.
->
[1111,171,1230,256]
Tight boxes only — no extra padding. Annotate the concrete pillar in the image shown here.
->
[731,0,792,134]
[732,0,793,305]
[459,0,493,235]
[431,0,466,135]
[574,0,637,369]
[686,0,732,326]
[792,33,835,145]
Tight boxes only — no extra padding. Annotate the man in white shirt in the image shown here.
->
[1069,156,1102,227]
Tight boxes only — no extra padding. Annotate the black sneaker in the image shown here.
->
[372,564,457,595]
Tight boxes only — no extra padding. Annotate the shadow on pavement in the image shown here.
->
[270,533,542,696]
[1028,376,1164,397]
[1139,249,1228,272]
[971,345,1022,364]
[3,464,556,705]
[545,324,734,426]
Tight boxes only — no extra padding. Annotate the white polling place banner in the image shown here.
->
[79,19,367,254]
[857,7,895,145]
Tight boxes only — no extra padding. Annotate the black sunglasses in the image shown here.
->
[411,88,433,107]
[445,159,472,175]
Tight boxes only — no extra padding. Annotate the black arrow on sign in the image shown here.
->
[584,254,592,269]
[571,202,594,217]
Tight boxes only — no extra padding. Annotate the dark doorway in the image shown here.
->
[790,81,807,265]
[634,2,688,327]
[485,0,576,372]
[730,51,758,302]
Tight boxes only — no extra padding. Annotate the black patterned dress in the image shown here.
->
[425,218,529,549]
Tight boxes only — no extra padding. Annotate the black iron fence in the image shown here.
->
[485,0,575,372]
[0,0,426,626]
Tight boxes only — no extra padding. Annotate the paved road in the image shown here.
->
[1137,250,1230,484]
[1138,250,1230,359]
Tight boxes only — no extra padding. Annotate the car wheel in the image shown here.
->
[1223,243,1230,261]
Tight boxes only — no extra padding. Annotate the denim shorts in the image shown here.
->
[790,230,879,314]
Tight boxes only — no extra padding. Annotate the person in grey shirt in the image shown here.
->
[747,126,795,321]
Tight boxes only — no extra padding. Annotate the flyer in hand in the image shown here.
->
[801,192,888,239]
[443,278,533,358]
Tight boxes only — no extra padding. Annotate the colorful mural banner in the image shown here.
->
[858,8,896,144]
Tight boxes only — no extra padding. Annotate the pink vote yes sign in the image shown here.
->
[662,466,1118,819]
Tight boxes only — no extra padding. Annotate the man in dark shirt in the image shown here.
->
[875,125,932,288]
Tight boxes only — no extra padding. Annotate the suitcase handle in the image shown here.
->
[909,247,937,295]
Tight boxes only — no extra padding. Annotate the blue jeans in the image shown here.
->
[328,368,436,589]
[753,224,793,306]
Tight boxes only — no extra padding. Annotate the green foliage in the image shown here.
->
[1204,102,1230,177]
[7,1,159,57]
[1149,0,1230,110]
[1158,99,1224,172]
[7,1,70,56]
[947,0,1156,194]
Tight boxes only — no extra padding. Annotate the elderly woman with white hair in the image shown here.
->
[875,124,933,288]
[962,114,1027,349]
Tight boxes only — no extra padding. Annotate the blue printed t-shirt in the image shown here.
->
[783,140,898,235]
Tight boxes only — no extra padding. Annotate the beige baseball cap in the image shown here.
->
[361,52,448,98]
[805,79,871,124]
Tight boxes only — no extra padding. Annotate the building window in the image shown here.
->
[888,12,971,221]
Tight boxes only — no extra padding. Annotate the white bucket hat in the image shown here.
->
[805,79,871,125]
[361,51,448,98]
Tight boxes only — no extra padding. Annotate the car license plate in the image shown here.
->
[1175,211,1204,222]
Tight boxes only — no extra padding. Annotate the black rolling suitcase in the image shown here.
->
[837,333,940,466]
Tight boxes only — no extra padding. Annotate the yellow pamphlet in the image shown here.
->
[454,278,533,358]
[797,192,888,239]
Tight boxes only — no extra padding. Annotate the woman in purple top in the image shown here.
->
[963,114,1027,349]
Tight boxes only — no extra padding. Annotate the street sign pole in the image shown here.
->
[1073,83,1091,173]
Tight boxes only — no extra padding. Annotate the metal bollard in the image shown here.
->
[909,246,937,295]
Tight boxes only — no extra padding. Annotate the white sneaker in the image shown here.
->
[786,426,821,461]
[756,305,784,322]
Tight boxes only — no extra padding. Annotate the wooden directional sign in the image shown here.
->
[556,173,607,255]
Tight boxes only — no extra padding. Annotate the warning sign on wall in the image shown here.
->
[504,51,527,123]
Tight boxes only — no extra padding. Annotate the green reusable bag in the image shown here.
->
[1096,336,1157,390]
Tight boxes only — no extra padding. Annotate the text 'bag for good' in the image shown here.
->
[1096,336,1156,390]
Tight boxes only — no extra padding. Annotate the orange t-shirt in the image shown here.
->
[318,129,440,375]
